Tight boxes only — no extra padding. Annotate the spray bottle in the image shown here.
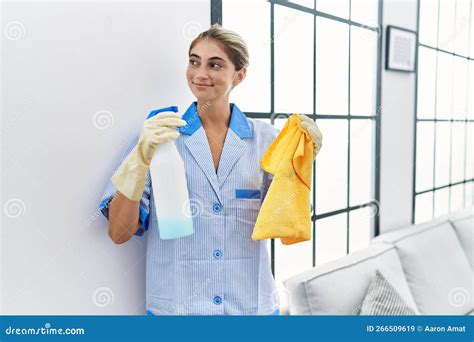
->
[146,106,194,239]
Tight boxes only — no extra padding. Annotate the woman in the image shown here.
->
[99,24,322,315]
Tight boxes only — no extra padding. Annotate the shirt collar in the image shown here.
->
[179,101,252,139]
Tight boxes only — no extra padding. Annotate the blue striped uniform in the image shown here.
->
[99,101,280,315]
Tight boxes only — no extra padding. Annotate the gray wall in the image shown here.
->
[379,0,419,233]
[1,0,209,314]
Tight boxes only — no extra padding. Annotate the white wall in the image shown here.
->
[379,0,419,233]
[1,0,209,314]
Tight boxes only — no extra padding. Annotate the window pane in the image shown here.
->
[450,183,464,213]
[469,61,474,119]
[419,0,439,47]
[454,0,471,57]
[465,181,473,207]
[315,120,348,214]
[436,52,453,119]
[274,6,313,114]
[452,57,469,118]
[288,0,314,9]
[417,46,437,119]
[349,207,373,254]
[316,0,349,19]
[272,115,289,131]
[434,187,450,217]
[437,0,456,52]
[275,235,313,282]
[471,7,474,58]
[415,192,433,224]
[416,122,435,192]
[316,17,349,115]
[350,119,374,206]
[350,26,377,116]
[350,0,378,26]
[223,0,270,113]
[435,122,451,187]
[315,213,347,266]
[466,122,473,180]
[451,121,466,183]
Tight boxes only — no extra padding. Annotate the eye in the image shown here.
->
[210,63,221,69]
[189,59,198,66]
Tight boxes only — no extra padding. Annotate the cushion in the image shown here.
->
[372,219,473,315]
[449,207,474,270]
[359,270,417,315]
[283,243,419,315]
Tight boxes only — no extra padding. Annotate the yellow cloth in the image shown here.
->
[252,114,314,245]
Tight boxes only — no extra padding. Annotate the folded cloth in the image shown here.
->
[252,114,314,245]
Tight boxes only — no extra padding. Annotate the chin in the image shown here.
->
[193,94,215,104]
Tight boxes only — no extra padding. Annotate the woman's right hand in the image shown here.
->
[137,113,187,166]
[111,112,186,201]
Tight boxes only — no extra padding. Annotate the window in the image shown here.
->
[216,0,382,282]
[414,0,473,224]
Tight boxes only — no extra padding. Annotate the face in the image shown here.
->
[186,38,246,103]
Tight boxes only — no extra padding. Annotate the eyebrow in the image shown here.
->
[189,54,227,63]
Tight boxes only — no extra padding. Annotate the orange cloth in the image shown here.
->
[252,114,314,245]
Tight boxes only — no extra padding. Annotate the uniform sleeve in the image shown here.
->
[98,136,151,236]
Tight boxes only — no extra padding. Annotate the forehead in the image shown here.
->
[190,39,229,61]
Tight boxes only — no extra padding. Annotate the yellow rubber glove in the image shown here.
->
[111,113,186,201]
[298,114,323,159]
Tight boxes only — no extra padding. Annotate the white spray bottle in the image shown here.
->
[146,106,194,239]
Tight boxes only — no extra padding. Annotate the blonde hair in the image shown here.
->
[189,24,249,71]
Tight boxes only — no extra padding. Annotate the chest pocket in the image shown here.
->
[235,189,261,200]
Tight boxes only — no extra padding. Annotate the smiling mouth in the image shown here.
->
[193,82,213,87]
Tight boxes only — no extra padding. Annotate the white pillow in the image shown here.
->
[359,270,417,315]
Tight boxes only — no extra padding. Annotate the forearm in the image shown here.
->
[108,191,141,244]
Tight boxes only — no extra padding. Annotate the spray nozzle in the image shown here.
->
[146,106,179,120]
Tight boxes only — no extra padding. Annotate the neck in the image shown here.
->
[197,98,231,130]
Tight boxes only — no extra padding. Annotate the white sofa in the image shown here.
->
[281,206,473,315]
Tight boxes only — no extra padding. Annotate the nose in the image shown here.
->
[193,64,209,80]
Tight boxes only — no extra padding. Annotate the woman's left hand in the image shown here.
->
[298,114,323,159]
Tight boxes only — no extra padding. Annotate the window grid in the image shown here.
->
[214,0,382,277]
[413,0,474,224]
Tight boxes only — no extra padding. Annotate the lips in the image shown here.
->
[193,82,213,87]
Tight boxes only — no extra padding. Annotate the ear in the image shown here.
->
[234,67,247,87]
[239,67,247,83]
